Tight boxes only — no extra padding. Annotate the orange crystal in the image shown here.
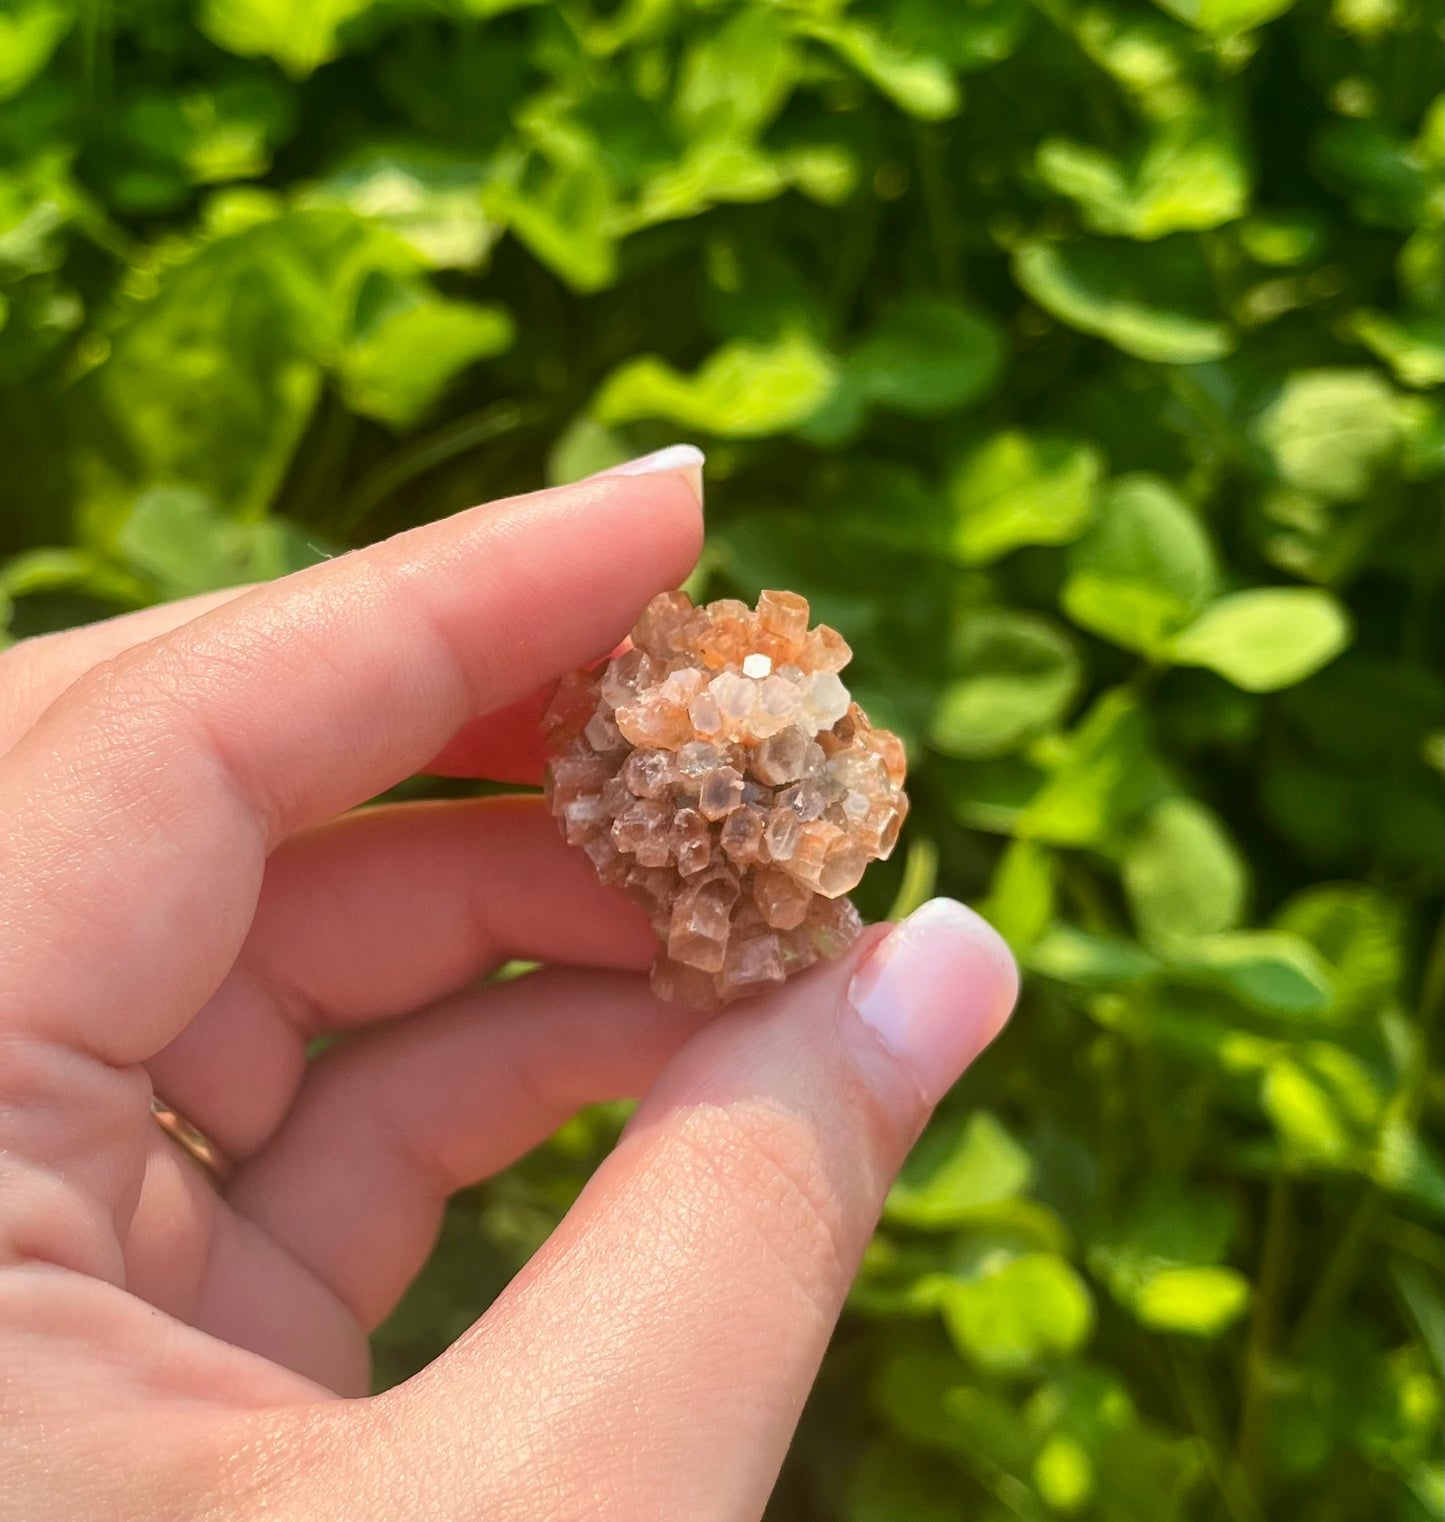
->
[544,590,910,1009]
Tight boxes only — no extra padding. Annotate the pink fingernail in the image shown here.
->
[847,899,1019,1106]
[592,444,705,507]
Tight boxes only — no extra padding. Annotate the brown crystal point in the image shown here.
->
[543,589,909,1010]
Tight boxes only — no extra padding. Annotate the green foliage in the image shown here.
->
[1,2,1440,1520]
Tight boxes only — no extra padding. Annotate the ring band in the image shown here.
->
[149,1095,233,1184]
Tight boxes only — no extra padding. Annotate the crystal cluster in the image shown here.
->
[544,589,909,1009]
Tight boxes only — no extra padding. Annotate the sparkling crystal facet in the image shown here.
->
[544,590,909,1009]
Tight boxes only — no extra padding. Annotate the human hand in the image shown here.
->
[0,456,1018,1522]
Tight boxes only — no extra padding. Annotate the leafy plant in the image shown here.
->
[1,1,1440,1518]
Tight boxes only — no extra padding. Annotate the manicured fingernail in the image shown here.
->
[592,444,705,507]
[847,899,1019,1106]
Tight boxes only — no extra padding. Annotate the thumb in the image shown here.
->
[351,898,1018,1522]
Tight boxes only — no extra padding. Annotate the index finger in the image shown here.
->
[0,462,703,1068]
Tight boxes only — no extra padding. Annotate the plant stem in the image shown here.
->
[1167,1345,1267,1522]
[1236,1170,1292,1488]
[912,121,962,297]
[1289,1183,1383,1354]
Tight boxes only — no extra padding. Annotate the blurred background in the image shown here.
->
[1,0,1441,1516]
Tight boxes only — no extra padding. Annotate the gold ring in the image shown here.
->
[149,1095,233,1184]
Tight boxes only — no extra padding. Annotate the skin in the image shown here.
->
[0,472,1018,1521]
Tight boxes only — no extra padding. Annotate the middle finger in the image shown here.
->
[147,796,658,1160]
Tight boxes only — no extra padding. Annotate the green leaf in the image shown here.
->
[947,430,1102,565]
[1018,689,1171,846]
[1238,212,1326,266]
[592,330,838,436]
[0,546,147,605]
[1123,797,1247,948]
[797,16,961,121]
[1170,588,1351,692]
[1037,118,1249,239]
[887,1112,1034,1229]
[1091,1189,1250,1335]
[1253,369,1408,500]
[1013,237,1234,363]
[303,150,500,271]
[0,0,73,101]
[1264,1042,1384,1167]
[116,487,327,598]
[930,609,1081,759]
[484,163,618,294]
[1062,474,1217,655]
[887,835,940,921]
[1034,1432,1095,1510]
[0,154,83,278]
[981,838,1056,952]
[546,416,630,485]
[848,297,1005,417]
[199,0,382,77]
[338,281,514,429]
[1028,926,1161,987]
[676,10,796,139]
[1149,0,1298,34]
[1315,119,1434,231]
[940,1254,1094,1373]
[81,209,405,518]
[1133,1268,1251,1334]
[1391,1262,1445,1383]
[1172,930,1335,1016]
[1272,884,1403,1024]
[1351,310,1445,389]
[880,0,1032,73]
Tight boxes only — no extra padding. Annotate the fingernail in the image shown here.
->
[592,444,705,508]
[847,898,1019,1107]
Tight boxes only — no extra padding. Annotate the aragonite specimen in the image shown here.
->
[543,589,909,1009]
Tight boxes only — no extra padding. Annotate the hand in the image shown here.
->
[0,459,1018,1522]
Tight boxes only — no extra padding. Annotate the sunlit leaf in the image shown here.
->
[796,15,961,120]
[947,430,1102,565]
[1253,369,1408,500]
[1091,1187,1250,1336]
[1149,0,1298,34]
[592,330,838,436]
[304,150,500,271]
[1019,689,1171,846]
[981,838,1056,952]
[1062,474,1217,655]
[0,0,72,101]
[940,1254,1095,1373]
[199,0,383,77]
[1272,884,1403,1023]
[676,9,796,139]
[338,286,512,429]
[1264,1042,1384,1167]
[1170,588,1352,692]
[1037,117,1249,239]
[887,1112,1035,1228]
[1014,237,1234,363]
